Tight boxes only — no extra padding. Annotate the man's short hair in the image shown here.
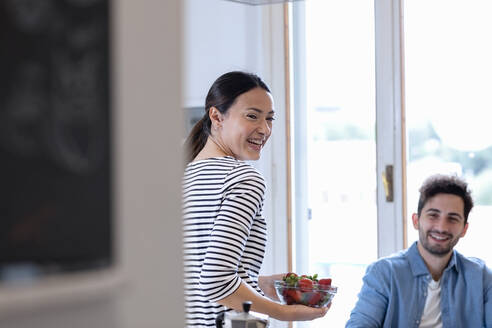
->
[417,174,474,224]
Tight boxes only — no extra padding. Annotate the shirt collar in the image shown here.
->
[406,242,429,276]
[445,249,459,273]
[406,241,459,276]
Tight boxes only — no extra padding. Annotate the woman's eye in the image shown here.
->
[267,117,275,121]
[247,114,257,119]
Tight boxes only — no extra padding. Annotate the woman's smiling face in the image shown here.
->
[211,87,275,161]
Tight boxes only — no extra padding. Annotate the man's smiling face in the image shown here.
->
[413,193,469,257]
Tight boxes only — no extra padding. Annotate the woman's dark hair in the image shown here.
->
[417,174,474,223]
[184,71,270,163]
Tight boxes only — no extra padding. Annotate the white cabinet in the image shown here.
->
[183,0,264,107]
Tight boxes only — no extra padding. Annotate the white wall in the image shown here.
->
[0,0,184,327]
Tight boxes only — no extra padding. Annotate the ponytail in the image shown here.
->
[184,113,211,164]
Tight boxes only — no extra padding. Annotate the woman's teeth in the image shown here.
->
[248,139,262,145]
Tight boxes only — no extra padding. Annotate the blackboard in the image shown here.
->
[0,0,112,280]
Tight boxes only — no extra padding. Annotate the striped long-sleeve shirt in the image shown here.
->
[182,156,267,327]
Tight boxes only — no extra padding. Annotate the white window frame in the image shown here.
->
[374,0,406,257]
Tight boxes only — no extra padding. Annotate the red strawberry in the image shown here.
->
[284,272,297,279]
[298,278,314,292]
[283,272,299,287]
[286,289,302,303]
[318,278,332,288]
[285,296,295,305]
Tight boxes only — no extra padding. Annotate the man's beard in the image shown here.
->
[419,228,460,257]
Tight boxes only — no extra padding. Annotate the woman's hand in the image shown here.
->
[218,280,331,323]
[258,274,284,301]
[273,303,330,322]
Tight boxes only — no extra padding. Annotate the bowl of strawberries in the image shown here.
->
[274,273,337,308]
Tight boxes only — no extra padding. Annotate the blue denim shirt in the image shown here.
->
[346,242,492,328]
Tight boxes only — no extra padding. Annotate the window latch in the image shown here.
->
[382,165,394,202]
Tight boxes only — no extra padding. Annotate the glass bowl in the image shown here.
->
[274,280,337,308]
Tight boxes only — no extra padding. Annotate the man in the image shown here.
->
[346,174,492,327]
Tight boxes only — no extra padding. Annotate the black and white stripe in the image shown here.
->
[183,156,267,327]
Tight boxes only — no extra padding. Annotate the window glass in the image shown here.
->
[295,1,377,326]
[404,0,492,264]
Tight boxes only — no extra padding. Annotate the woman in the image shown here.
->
[182,71,328,327]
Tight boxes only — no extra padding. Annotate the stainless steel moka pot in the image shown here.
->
[215,301,269,328]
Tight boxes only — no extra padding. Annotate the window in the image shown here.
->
[290,1,379,326]
[288,2,491,326]
[404,0,492,264]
